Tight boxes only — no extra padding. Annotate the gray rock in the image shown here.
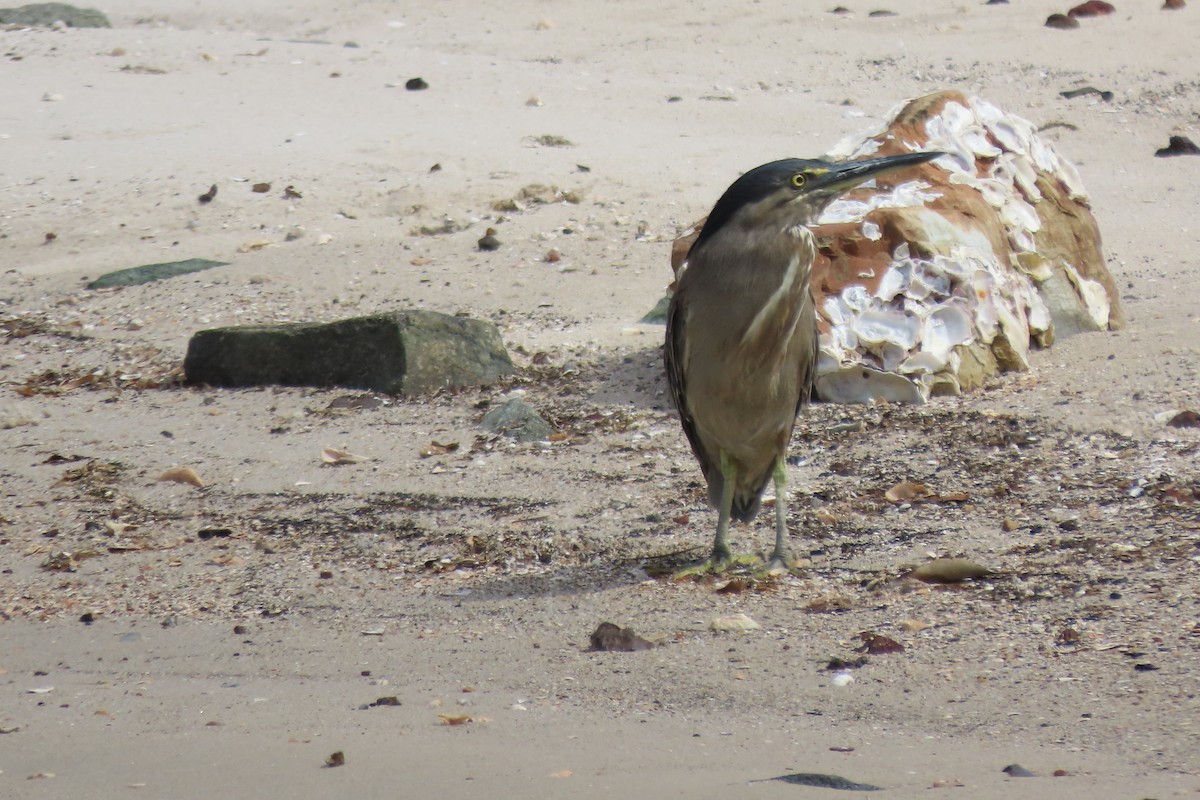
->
[87,258,229,289]
[0,3,110,27]
[480,398,555,442]
[184,310,513,395]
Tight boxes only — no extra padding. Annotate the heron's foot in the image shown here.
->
[672,552,761,580]
[754,553,806,579]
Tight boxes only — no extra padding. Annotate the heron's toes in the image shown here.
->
[754,555,806,579]
[672,553,761,580]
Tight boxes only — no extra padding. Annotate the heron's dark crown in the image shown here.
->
[689,159,824,254]
[687,151,943,259]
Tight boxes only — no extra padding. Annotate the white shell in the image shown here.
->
[970,270,1000,342]
[841,284,874,313]
[817,366,926,404]
[910,261,951,299]
[922,303,974,360]
[852,309,921,350]
[874,263,910,301]
[899,350,947,374]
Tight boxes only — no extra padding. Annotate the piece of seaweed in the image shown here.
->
[752,772,882,791]
[86,258,229,289]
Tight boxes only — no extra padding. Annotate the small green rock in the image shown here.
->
[480,398,554,442]
[184,310,513,395]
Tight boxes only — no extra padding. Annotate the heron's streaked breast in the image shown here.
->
[737,225,816,363]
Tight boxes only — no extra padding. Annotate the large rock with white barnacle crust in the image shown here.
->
[670,90,1122,403]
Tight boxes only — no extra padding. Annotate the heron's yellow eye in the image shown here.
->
[791,173,808,188]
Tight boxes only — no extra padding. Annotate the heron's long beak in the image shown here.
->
[807,150,944,195]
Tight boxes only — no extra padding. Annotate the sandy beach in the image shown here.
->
[2,1,1199,797]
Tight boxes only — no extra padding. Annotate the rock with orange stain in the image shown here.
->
[670,91,1120,403]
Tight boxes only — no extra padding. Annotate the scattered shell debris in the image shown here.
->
[671,91,1121,403]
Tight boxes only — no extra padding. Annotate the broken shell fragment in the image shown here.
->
[157,466,204,488]
[885,480,932,503]
[321,447,370,465]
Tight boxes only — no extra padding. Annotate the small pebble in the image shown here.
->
[478,229,501,251]
[1003,763,1036,777]
[1068,0,1115,16]
[1045,13,1080,27]
[405,77,429,91]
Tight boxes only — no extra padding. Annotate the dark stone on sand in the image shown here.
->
[480,397,555,442]
[1068,0,1115,16]
[405,77,429,90]
[86,258,230,289]
[1155,135,1200,157]
[588,622,654,652]
[1166,409,1200,427]
[0,2,109,27]
[184,310,514,396]
[1003,763,1037,777]
[477,233,501,251]
[1045,13,1080,27]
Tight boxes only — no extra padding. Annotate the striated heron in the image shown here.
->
[665,151,942,575]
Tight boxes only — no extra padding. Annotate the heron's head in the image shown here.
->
[689,151,943,256]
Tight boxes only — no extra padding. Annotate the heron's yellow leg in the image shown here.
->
[674,451,759,579]
[757,457,801,576]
